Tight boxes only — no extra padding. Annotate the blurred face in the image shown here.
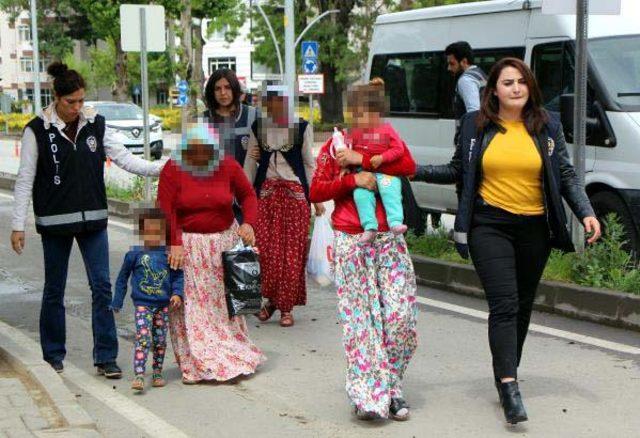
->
[183,142,215,168]
[349,103,380,128]
[494,66,530,114]
[447,55,462,75]
[56,88,85,122]
[214,77,234,109]
[265,96,288,123]
[141,218,165,247]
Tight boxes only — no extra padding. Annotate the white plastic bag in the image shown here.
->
[307,214,334,286]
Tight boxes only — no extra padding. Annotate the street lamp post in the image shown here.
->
[30,0,41,114]
[572,0,589,252]
[284,0,295,121]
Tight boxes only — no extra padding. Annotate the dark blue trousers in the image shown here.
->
[40,228,118,366]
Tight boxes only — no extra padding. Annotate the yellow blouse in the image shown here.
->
[478,120,544,215]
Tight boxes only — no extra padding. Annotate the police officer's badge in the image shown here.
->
[241,135,250,149]
[547,137,555,156]
[87,136,97,152]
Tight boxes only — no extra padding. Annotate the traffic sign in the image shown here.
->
[132,84,141,96]
[177,94,189,105]
[177,80,188,93]
[301,41,319,60]
[298,74,324,94]
[120,5,166,52]
[303,59,318,74]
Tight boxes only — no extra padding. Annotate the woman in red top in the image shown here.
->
[158,122,265,384]
[310,82,418,421]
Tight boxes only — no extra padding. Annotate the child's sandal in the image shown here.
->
[152,374,166,388]
[131,376,144,392]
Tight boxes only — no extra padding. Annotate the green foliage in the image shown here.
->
[405,229,469,264]
[106,176,157,202]
[570,214,640,293]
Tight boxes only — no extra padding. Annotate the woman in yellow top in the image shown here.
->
[423,57,601,424]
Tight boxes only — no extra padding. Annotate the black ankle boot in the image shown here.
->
[500,381,528,424]
[494,379,504,406]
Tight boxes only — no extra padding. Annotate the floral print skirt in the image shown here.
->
[333,231,418,417]
[169,227,266,382]
[255,179,311,313]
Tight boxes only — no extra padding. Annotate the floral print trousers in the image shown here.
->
[133,305,169,376]
[333,231,418,418]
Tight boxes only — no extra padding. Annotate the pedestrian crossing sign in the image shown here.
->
[302,41,319,60]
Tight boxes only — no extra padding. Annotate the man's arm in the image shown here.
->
[457,75,481,112]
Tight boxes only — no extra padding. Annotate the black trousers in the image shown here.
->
[468,201,551,379]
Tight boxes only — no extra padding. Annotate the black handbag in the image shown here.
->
[221,243,263,318]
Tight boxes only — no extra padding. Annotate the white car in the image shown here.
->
[85,101,164,159]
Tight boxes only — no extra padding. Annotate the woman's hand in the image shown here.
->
[248,146,261,160]
[583,216,601,244]
[354,172,377,191]
[168,245,184,269]
[313,203,326,216]
[10,231,25,255]
[336,149,363,167]
[238,223,256,246]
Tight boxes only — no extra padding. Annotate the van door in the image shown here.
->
[528,39,596,172]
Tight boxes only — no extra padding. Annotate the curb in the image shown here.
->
[0,320,98,434]
[412,254,640,332]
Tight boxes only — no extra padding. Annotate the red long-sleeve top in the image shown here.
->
[347,123,405,164]
[309,136,416,235]
[158,157,258,246]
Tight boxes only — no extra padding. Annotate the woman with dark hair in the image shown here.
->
[204,68,257,167]
[10,62,163,377]
[423,57,600,423]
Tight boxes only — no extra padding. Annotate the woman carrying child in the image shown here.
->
[158,122,265,384]
[309,78,418,421]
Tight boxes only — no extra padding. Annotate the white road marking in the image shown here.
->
[63,363,190,438]
[416,296,640,356]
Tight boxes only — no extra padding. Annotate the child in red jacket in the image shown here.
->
[334,78,408,243]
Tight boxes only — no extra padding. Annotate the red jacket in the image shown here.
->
[158,157,258,246]
[348,123,405,164]
[309,137,416,234]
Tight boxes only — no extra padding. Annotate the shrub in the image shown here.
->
[570,213,640,293]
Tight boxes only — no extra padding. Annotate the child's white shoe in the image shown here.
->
[391,224,408,236]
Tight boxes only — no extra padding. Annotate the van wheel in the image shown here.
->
[590,191,639,254]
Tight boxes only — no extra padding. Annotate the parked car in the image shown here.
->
[85,101,164,159]
[367,0,640,252]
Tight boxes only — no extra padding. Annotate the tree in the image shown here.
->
[248,0,486,124]
[0,0,80,61]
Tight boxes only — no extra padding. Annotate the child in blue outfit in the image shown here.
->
[111,208,183,392]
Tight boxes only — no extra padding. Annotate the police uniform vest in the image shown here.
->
[28,114,108,235]
[204,104,258,167]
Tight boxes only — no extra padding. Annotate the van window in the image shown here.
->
[370,47,524,118]
[370,52,448,116]
[531,42,577,112]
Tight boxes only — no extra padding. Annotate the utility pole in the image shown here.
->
[572,0,588,252]
[29,0,41,114]
[284,0,295,121]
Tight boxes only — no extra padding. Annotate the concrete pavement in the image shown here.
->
[0,191,639,437]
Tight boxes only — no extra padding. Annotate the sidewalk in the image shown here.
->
[0,320,100,437]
